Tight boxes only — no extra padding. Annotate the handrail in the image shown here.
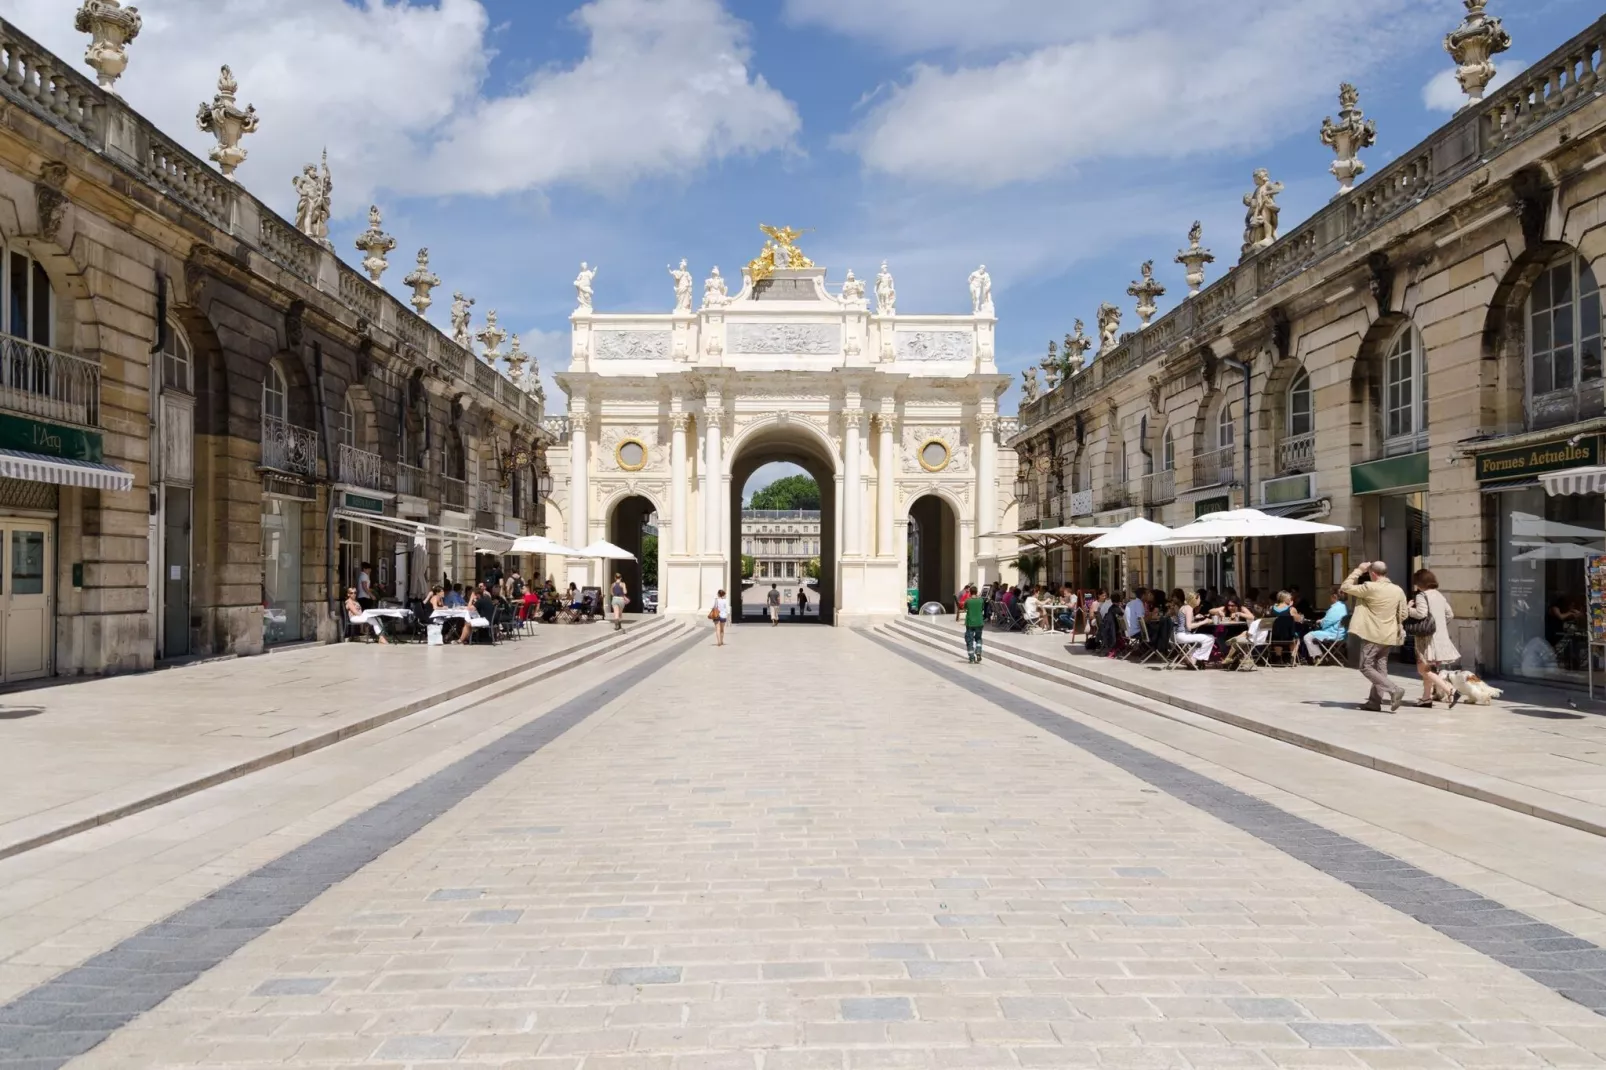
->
[0,334,100,427]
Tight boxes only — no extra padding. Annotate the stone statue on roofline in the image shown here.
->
[702,266,730,309]
[1095,302,1122,356]
[668,258,693,313]
[449,291,474,348]
[1021,367,1039,404]
[875,261,896,316]
[573,262,596,313]
[1241,168,1284,256]
[1064,320,1092,375]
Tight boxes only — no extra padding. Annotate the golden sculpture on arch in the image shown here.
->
[746,224,814,284]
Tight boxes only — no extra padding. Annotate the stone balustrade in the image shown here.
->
[1278,432,1316,475]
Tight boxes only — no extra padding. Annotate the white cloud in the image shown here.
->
[783,0,1173,54]
[1423,59,1526,112]
[818,0,1441,190]
[0,0,798,216]
[418,0,800,197]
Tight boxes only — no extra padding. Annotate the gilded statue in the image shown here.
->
[746,223,814,283]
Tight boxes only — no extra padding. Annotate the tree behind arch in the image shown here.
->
[750,474,820,510]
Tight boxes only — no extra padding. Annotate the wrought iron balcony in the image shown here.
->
[1277,431,1316,475]
[441,475,466,510]
[476,480,503,516]
[1067,489,1093,517]
[1143,469,1177,506]
[260,415,318,477]
[0,335,100,427]
[1100,485,1132,512]
[396,462,425,498]
[1194,445,1236,488]
[337,443,384,490]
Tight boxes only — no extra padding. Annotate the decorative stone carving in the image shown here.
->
[1241,168,1284,256]
[1445,0,1511,109]
[595,330,671,360]
[705,331,723,358]
[449,292,474,348]
[1126,260,1166,329]
[701,266,730,309]
[875,261,896,316]
[1095,303,1122,356]
[353,204,396,282]
[75,0,141,92]
[728,323,840,355]
[34,162,69,243]
[1021,367,1039,404]
[291,150,333,248]
[1175,222,1216,297]
[1064,320,1092,375]
[668,258,693,313]
[574,262,596,313]
[844,332,861,357]
[901,427,972,475]
[1040,341,1061,389]
[894,331,971,362]
[840,269,867,309]
[968,265,993,316]
[1320,83,1377,196]
[475,309,506,362]
[195,65,259,181]
[504,333,528,381]
[403,248,440,317]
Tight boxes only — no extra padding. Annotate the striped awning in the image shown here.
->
[1541,465,1606,497]
[0,449,132,492]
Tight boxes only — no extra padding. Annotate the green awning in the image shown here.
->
[1350,451,1428,495]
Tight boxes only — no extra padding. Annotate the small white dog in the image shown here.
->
[1444,669,1502,706]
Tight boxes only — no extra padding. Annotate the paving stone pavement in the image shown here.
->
[24,627,1606,1068]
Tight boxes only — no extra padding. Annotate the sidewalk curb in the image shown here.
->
[0,619,676,862]
[885,618,1606,840]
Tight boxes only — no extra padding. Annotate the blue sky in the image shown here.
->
[7,0,1596,493]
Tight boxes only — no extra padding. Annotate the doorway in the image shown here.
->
[607,495,656,613]
[0,520,51,682]
[728,427,838,623]
[162,486,192,658]
[908,494,959,611]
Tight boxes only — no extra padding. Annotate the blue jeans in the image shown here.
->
[965,626,983,659]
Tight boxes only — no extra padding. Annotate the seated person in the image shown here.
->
[1303,587,1349,660]
[1023,588,1042,631]
[444,583,466,608]
[567,582,582,609]
[1270,589,1304,625]
[1123,587,1147,641]
[1210,598,1254,625]
[469,583,496,644]
[1169,589,1214,664]
[520,587,541,621]
[343,587,388,644]
[1223,617,1270,667]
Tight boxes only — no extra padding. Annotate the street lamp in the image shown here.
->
[537,465,553,498]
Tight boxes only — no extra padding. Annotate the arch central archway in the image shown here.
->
[728,423,839,624]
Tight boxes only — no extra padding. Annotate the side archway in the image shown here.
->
[908,492,961,612]
[605,493,658,613]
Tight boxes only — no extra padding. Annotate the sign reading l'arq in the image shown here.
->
[1476,436,1599,482]
[0,414,103,463]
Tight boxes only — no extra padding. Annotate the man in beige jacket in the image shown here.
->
[1340,560,1408,712]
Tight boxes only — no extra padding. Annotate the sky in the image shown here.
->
[8,0,1594,496]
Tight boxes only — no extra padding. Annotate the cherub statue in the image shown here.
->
[1242,168,1285,254]
[1021,367,1040,404]
[1096,302,1122,355]
[449,291,474,348]
[1064,319,1092,373]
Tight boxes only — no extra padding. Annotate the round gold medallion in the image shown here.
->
[918,439,950,472]
[616,439,648,471]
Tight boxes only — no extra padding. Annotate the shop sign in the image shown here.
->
[1194,496,1229,518]
[1351,451,1429,495]
[1262,473,1315,506]
[342,492,386,514]
[0,413,103,463]
[1476,436,1598,482]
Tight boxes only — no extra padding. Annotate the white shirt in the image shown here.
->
[714,596,731,621]
[1124,598,1143,637]
[356,571,371,599]
[1024,595,1040,620]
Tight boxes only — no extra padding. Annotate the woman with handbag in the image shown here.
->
[1407,569,1460,708]
[709,588,730,646]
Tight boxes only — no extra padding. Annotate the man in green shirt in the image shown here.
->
[963,584,985,663]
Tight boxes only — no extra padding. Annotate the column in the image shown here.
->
[977,412,998,542]
[670,412,688,555]
[568,408,589,550]
[703,393,722,554]
[844,409,863,556]
[876,411,895,556]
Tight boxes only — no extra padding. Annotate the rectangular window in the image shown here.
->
[785,562,795,577]
[9,529,42,595]
[29,261,49,347]
[8,252,25,340]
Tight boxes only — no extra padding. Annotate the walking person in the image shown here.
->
[710,588,730,646]
[1340,560,1408,712]
[797,585,808,619]
[609,572,628,631]
[766,583,782,626]
[964,581,986,663]
[1408,569,1461,708]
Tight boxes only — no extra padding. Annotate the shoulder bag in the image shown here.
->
[1402,593,1436,638]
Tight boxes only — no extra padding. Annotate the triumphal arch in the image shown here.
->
[549,227,1018,623]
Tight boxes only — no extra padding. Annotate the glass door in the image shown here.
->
[1,523,51,681]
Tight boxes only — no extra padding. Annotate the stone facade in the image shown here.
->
[741,508,819,588]
[0,17,549,678]
[1010,13,1606,684]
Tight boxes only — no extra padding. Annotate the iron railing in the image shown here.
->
[1143,469,1177,506]
[1067,489,1093,517]
[260,415,318,477]
[1278,431,1316,475]
[396,462,425,497]
[337,443,383,489]
[0,335,100,427]
[1194,445,1236,488]
[441,475,466,510]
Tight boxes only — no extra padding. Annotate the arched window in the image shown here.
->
[3,246,54,346]
[161,320,192,393]
[338,395,356,450]
[1528,249,1603,428]
[1113,440,1128,485]
[1287,369,1313,437]
[1384,325,1428,454]
[1161,427,1176,472]
[262,361,287,423]
[442,429,463,480]
[1216,400,1235,451]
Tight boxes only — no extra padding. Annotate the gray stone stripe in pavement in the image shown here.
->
[0,630,703,1070]
[864,628,1606,1016]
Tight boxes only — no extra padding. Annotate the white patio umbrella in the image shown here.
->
[1088,517,1183,549]
[510,534,584,556]
[579,538,638,562]
[1165,508,1344,541]
[1512,542,1602,561]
